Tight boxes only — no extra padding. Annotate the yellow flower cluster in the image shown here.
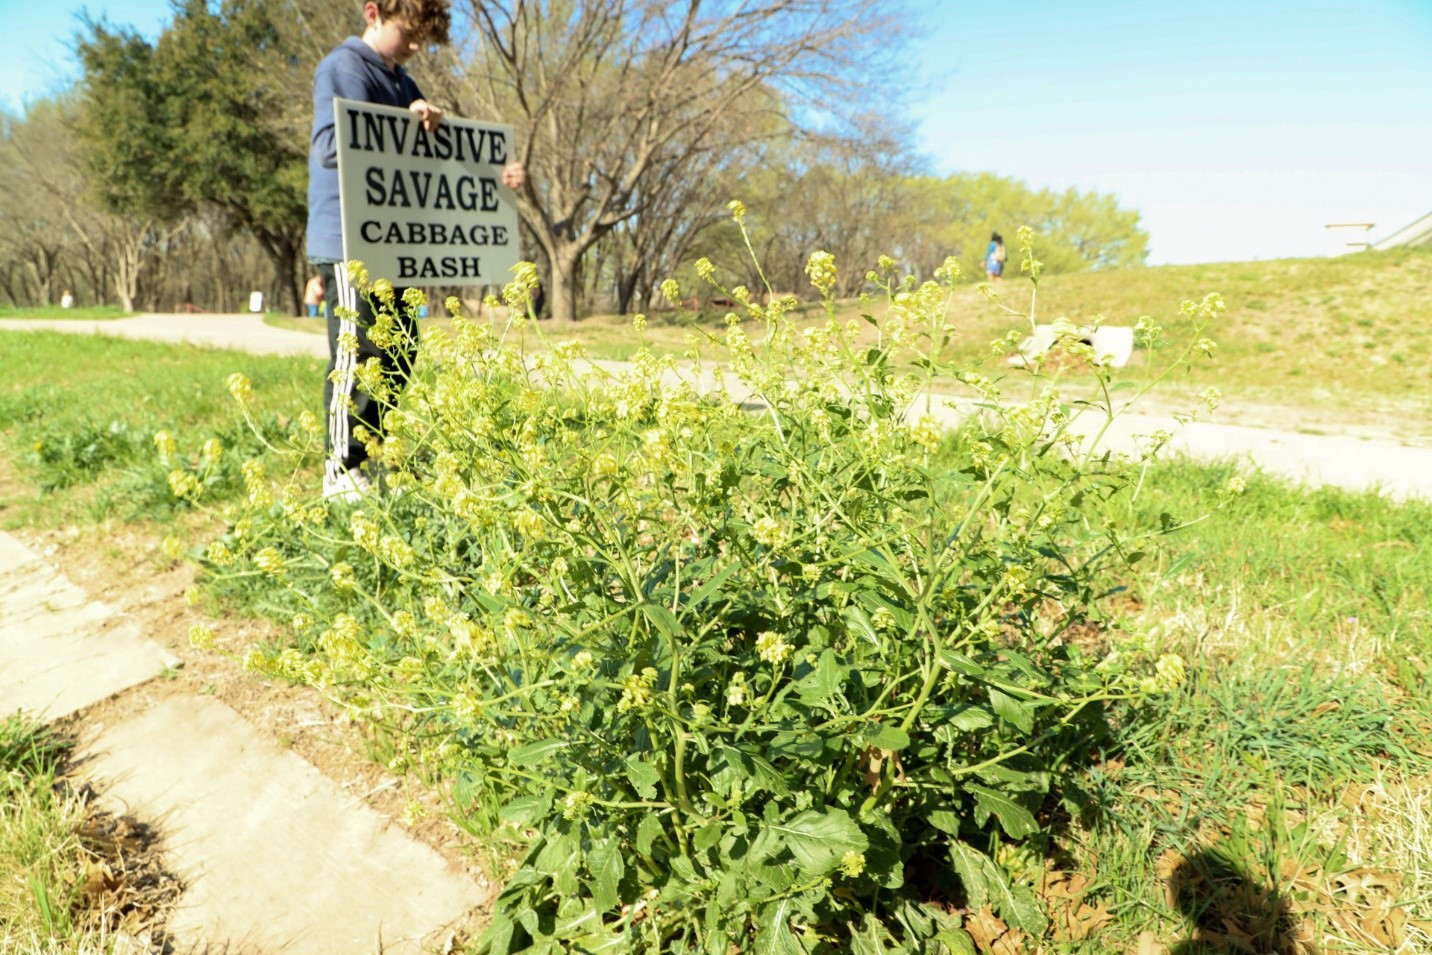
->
[805,251,838,295]
[755,630,791,666]
[253,546,286,577]
[751,516,786,549]
[378,535,415,569]
[241,459,270,506]
[330,561,356,592]
[448,613,495,654]
[225,372,253,405]
[152,429,177,462]
[726,672,748,707]
[351,512,381,550]
[617,667,659,713]
[909,415,943,454]
[188,623,217,650]
[168,469,201,501]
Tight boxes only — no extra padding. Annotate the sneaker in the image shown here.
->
[322,468,373,503]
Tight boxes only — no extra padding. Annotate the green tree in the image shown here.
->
[77,0,313,313]
[927,173,1149,280]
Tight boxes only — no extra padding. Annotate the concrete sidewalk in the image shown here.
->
[0,530,487,953]
[0,313,329,358]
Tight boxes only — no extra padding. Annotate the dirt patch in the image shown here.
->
[67,782,185,951]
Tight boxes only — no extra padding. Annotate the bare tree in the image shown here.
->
[447,0,904,322]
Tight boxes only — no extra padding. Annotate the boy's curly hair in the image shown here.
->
[371,0,451,46]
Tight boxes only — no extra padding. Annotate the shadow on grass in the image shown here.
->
[1167,847,1313,955]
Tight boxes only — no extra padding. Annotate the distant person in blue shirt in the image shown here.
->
[307,0,524,501]
[985,232,1006,281]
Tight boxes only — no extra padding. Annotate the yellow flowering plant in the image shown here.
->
[199,213,1220,953]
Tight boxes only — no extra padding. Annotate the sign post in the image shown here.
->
[335,98,521,285]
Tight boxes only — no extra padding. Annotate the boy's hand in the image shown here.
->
[408,99,443,132]
[502,160,525,190]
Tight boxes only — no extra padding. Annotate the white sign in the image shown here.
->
[335,98,520,286]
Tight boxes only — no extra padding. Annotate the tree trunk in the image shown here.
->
[547,248,582,323]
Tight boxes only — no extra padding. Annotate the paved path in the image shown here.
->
[0,313,330,358]
[4,312,1429,500]
[0,529,488,953]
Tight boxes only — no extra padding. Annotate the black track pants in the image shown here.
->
[318,261,418,482]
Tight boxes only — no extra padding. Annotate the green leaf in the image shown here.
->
[535,832,580,895]
[479,911,515,955]
[974,760,1051,793]
[624,755,661,800]
[936,927,977,955]
[688,560,741,607]
[850,548,898,580]
[844,605,881,647]
[640,602,681,639]
[947,703,995,731]
[750,861,795,892]
[635,813,663,856]
[763,808,868,878]
[849,914,897,954]
[947,840,994,909]
[927,810,962,835]
[694,822,724,852]
[1164,553,1196,577]
[497,791,552,827]
[509,738,568,766]
[947,841,1048,935]
[988,688,1033,733]
[795,649,844,706]
[757,897,811,954]
[938,650,982,676]
[864,723,911,751]
[968,784,1040,839]
[586,838,624,913]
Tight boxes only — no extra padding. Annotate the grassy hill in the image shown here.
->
[555,246,1430,438]
[973,246,1431,425]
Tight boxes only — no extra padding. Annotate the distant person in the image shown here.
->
[60,289,74,309]
[306,0,525,501]
[303,273,326,318]
[985,232,1007,281]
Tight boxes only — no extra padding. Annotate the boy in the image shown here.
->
[307,0,523,500]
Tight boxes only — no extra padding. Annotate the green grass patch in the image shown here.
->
[1122,458,1432,697]
[0,304,127,321]
[0,714,85,947]
[1,714,182,952]
[0,331,320,526]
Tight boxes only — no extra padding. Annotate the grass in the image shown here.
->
[1067,459,1432,952]
[0,331,321,527]
[1,257,1431,952]
[0,714,182,953]
[0,714,100,950]
[0,304,127,321]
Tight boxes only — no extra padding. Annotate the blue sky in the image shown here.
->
[3,0,1429,266]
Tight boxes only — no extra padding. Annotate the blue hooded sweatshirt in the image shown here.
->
[306,38,426,262]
